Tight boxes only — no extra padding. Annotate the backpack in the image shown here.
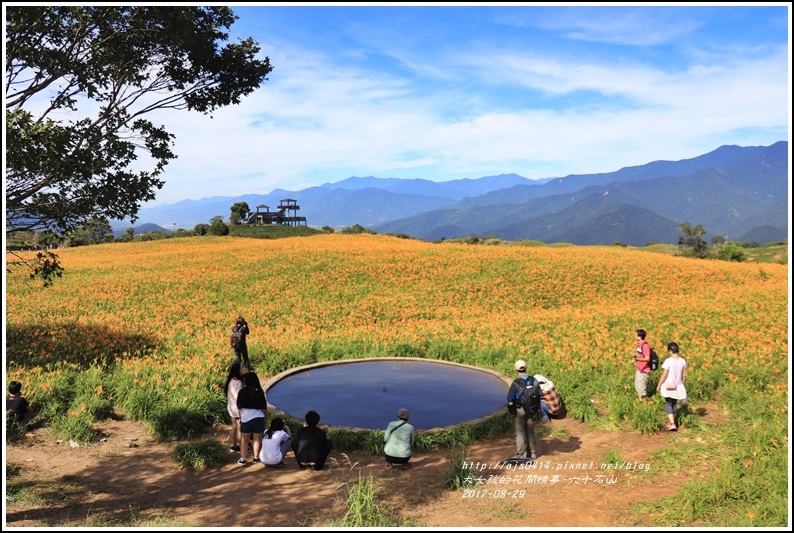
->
[230,329,243,350]
[513,375,541,417]
[649,347,659,371]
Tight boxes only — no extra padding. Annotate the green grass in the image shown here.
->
[172,439,228,468]
[5,465,85,508]
[443,445,476,490]
[329,473,418,527]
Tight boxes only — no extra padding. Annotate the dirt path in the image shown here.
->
[5,412,700,528]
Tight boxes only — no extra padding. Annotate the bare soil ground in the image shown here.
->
[5,409,719,528]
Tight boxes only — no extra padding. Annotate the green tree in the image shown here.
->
[208,216,229,236]
[676,221,709,258]
[117,227,136,242]
[5,6,272,284]
[194,223,210,236]
[230,202,250,225]
[66,217,115,247]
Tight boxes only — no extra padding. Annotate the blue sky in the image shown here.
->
[145,4,790,205]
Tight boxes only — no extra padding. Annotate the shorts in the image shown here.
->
[240,417,265,434]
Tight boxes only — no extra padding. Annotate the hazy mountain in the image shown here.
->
[374,141,788,244]
[114,141,788,245]
[113,176,538,230]
[456,142,782,208]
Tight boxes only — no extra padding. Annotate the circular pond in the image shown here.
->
[264,358,510,430]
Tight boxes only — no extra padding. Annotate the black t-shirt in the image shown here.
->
[6,394,29,422]
[292,426,330,462]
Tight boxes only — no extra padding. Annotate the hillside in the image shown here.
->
[5,234,788,527]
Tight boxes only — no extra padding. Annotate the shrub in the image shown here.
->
[149,407,213,441]
[714,242,747,262]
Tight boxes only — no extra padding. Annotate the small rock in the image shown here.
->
[69,439,79,448]
[100,438,108,442]
[124,440,138,448]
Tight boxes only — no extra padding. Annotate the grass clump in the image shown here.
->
[330,473,417,527]
[172,439,227,469]
[444,445,477,490]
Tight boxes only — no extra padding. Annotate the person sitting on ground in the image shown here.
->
[291,410,333,471]
[383,408,415,470]
[534,374,562,423]
[259,416,292,467]
[6,380,33,430]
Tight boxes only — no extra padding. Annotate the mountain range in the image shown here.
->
[115,141,789,246]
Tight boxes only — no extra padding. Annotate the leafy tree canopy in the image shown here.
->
[5,6,272,283]
[208,215,229,236]
[677,221,709,259]
[230,202,250,224]
[66,217,115,247]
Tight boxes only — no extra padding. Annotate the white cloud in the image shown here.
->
[143,7,789,205]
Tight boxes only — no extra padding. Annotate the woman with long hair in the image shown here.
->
[656,342,688,431]
[236,371,267,465]
[224,361,244,453]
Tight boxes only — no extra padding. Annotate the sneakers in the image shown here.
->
[252,458,261,464]
[381,463,394,470]
[401,463,413,470]
[230,445,240,453]
[667,423,677,431]
[512,452,526,459]
[540,418,551,423]
[529,453,538,460]
[238,458,247,465]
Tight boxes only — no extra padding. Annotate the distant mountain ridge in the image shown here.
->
[116,141,789,245]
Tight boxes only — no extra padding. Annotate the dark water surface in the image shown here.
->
[266,359,509,430]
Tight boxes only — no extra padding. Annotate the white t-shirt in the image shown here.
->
[259,429,290,465]
[226,378,242,418]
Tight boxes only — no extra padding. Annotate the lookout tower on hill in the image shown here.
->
[246,198,307,227]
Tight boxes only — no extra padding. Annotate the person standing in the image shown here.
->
[224,361,244,453]
[236,371,267,465]
[506,360,539,460]
[634,329,652,400]
[656,342,688,431]
[231,316,250,368]
[383,408,415,470]
[291,410,333,470]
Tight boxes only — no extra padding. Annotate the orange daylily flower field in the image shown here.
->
[5,233,789,525]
